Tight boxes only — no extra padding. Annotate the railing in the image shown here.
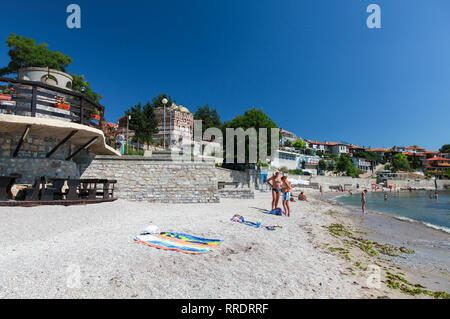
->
[0,76,105,129]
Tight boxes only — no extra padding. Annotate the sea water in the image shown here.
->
[336,190,450,233]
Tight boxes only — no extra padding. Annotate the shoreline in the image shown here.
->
[0,191,448,298]
[315,191,450,294]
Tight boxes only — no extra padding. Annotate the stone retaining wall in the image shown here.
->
[79,156,220,203]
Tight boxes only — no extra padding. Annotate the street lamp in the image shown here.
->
[162,98,168,149]
[126,115,131,154]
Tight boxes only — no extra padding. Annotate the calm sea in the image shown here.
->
[336,190,450,233]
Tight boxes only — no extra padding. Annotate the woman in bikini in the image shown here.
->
[361,190,368,214]
[267,171,282,211]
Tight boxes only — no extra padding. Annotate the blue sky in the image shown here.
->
[1,0,449,150]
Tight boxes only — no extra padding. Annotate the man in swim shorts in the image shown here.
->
[267,171,282,210]
[281,176,292,217]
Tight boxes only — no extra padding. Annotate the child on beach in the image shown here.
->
[281,176,292,217]
[361,190,368,214]
[298,192,308,202]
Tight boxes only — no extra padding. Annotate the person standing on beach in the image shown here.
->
[361,190,368,214]
[267,171,282,210]
[281,176,292,217]
[319,185,323,196]
[384,193,388,201]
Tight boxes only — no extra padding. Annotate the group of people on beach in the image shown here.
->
[265,171,308,217]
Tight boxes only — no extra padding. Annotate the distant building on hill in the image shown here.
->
[280,129,297,145]
[154,103,194,148]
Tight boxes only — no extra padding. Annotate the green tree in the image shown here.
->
[284,139,292,147]
[222,107,278,163]
[0,33,72,75]
[439,144,450,153]
[390,153,411,172]
[292,139,306,150]
[318,159,328,171]
[125,102,158,145]
[149,93,175,109]
[194,104,222,134]
[336,154,360,177]
[444,169,450,179]
[409,155,422,170]
[71,74,103,103]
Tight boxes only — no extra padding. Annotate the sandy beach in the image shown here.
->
[0,190,448,299]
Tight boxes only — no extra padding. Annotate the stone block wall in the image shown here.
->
[0,158,78,184]
[79,156,220,203]
[0,132,78,183]
[0,132,73,160]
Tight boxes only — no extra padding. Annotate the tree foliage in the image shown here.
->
[0,33,72,75]
[222,107,278,163]
[194,104,222,133]
[71,74,103,103]
[336,154,360,177]
[0,34,103,101]
[292,139,306,150]
[440,144,450,154]
[125,102,159,145]
[390,153,411,172]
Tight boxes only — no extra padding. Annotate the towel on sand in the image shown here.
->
[134,232,223,254]
[231,214,281,231]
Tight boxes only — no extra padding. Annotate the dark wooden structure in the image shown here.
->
[0,177,117,207]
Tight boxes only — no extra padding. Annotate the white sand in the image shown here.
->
[0,191,413,298]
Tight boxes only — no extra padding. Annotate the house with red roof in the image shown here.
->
[422,156,450,177]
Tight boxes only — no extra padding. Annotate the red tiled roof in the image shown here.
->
[308,140,326,145]
[427,156,450,161]
[404,152,425,157]
[406,146,426,150]
[369,148,386,152]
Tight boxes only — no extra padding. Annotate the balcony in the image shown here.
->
[0,76,119,156]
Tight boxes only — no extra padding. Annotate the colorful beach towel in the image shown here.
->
[134,232,223,254]
[231,214,281,231]
[264,208,285,216]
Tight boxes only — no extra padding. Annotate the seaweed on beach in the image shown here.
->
[325,223,415,257]
[384,272,450,299]
[324,222,449,299]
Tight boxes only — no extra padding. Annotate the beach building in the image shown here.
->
[280,129,297,145]
[368,148,387,156]
[352,157,372,172]
[422,156,450,177]
[326,142,349,155]
[154,103,194,148]
[306,140,326,152]
[0,68,120,184]
[270,148,320,175]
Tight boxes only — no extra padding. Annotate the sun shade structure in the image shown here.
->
[0,114,120,156]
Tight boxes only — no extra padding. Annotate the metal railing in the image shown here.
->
[0,76,105,129]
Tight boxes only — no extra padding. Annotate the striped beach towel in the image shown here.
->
[134,232,223,254]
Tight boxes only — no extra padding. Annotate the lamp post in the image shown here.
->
[162,98,168,149]
[126,115,131,154]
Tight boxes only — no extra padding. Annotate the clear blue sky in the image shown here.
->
[1,0,449,150]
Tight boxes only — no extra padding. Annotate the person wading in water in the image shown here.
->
[361,190,368,214]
